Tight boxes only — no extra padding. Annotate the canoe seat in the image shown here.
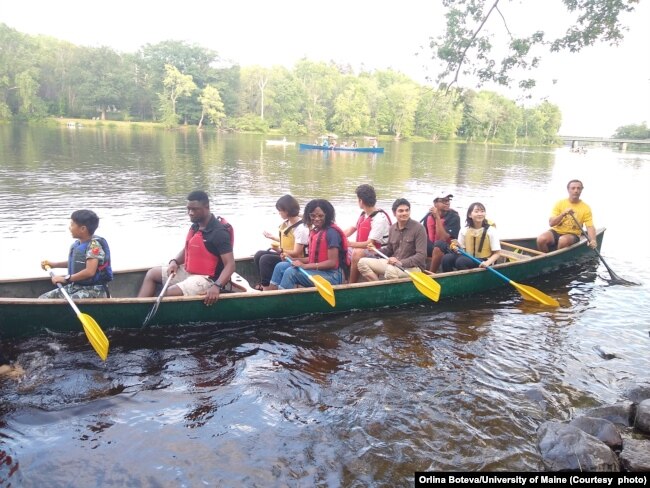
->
[499,249,532,262]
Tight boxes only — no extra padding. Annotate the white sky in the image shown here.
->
[2,0,648,136]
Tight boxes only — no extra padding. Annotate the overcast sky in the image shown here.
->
[2,0,648,136]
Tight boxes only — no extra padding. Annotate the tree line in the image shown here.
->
[0,23,565,144]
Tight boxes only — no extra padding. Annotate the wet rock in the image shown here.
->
[619,438,650,472]
[537,421,620,472]
[633,399,650,434]
[624,384,650,403]
[569,416,623,450]
[584,402,634,426]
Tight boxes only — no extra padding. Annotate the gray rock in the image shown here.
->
[624,384,650,403]
[619,438,650,472]
[584,402,634,426]
[634,399,650,434]
[570,416,623,450]
[538,421,620,471]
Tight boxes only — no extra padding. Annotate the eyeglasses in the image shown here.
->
[309,213,326,220]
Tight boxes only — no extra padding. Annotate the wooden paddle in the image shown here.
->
[45,267,109,360]
[567,213,639,286]
[372,248,441,302]
[455,248,559,307]
[142,272,175,327]
[285,257,336,307]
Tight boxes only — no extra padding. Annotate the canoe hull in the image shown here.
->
[0,231,605,337]
[299,143,384,153]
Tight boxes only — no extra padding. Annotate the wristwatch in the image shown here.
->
[64,274,71,283]
[212,281,226,292]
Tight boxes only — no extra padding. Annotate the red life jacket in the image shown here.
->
[424,214,449,243]
[308,223,350,270]
[184,216,234,277]
[356,209,392,244]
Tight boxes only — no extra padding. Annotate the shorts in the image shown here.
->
[162,264,212,296]
[550,230,579,248]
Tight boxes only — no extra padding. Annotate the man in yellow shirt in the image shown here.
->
[537,179,597,252]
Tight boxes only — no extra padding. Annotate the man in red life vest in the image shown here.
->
[422,192,460,273]
[343,184,391,283]
[137,190,235,306]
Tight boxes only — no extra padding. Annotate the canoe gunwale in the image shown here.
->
[0,230,605,335]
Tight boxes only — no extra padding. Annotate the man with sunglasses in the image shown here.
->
[422,192,460,273]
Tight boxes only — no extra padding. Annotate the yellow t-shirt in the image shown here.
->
[550,199,594,236]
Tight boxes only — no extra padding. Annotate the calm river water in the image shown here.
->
[1,125,649,485]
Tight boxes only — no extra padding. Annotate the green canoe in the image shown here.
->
[0,231,605,338]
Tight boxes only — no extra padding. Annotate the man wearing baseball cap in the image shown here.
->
[421,191,460,273]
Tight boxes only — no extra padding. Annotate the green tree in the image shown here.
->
[16,69,46,118]
[160,64,196,127]
[430,0,639,91]
[75,47,132,119]
[330,77,374,135]
[377,82,419,138]
[613,122,650,139]
[414,88,463,140]
[198,84,225,129]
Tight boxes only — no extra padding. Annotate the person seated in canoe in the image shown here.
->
[371,139,378,148]
[442,202,501,271]
[39,209,113,299]
[137,191,235,306]
[351,140,358,148]
[536,179,597,253]
[329,140,337,149]
[269,199,348,289]
[421,192,460,273]
[254,195,309,291]
[358,198,427,281]
[321,138,328,147]
[343,184,391,283]
[340,141,347,148]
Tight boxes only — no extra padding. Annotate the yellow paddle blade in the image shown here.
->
[407,271,441,302]
[510,281,560,307]
[309,274,336,307]
[78,313,109,360]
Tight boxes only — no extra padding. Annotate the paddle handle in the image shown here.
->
[285,256,313,279]
[45,267,83,316]
[372,248,407,272]
[456,248,510,283]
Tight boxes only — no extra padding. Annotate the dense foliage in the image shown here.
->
[430,0,639,92]
[613,122,650,139]
[0,23,562,143]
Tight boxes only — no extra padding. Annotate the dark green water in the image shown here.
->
[0,125,648,484]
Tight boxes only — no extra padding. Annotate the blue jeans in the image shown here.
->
[271,261,343,289]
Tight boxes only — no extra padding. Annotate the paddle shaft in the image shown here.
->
[142,272,175,326]
[371,247,441,302]
[48,270,84,315]
[372,248,410,273]
[455,249,512,283]
[568,214,637,285]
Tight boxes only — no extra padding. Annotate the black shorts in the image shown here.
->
[550,230,579,249]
